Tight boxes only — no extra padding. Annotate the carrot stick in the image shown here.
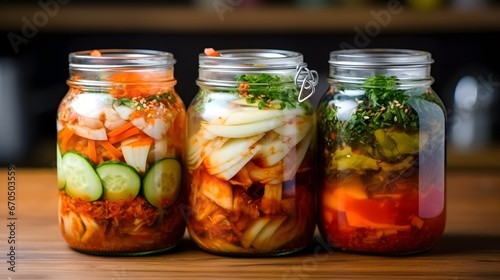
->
[107,122,135,138]
[99,141,123,159]
[128,137,154,147]
[59,127,75,153]
[90,50,102,57]
[87,140,97,163]
[204,48,220,57]
[108,127,142,144]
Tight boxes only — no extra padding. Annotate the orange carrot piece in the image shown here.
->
[108,127,142,144]
[90,49,102,57]
[59,127,75,153]
[204,48,220,57]
[107,122,135,138]
[99,141,123,159]
[87,140,97,163]
[128,137,154,147]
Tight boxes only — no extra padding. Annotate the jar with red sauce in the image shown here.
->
[185,48,318,256]
[316,49,446,255]
[56,49,186,255]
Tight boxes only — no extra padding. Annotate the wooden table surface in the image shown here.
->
[0,168,499,280]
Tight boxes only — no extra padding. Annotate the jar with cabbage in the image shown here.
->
[185,48,318,256]
[317,49,446,255]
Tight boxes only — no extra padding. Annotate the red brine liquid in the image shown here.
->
[318,169,446,254]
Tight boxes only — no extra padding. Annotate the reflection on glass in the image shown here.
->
[450,75,492,150]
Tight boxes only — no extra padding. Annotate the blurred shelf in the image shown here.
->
[1,5,500,33]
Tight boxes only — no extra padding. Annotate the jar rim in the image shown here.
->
[329,48,433,67]
[69,49,176,69]
[199,49,303,70]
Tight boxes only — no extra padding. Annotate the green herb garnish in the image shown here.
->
[236,74,311,113]
[115,97,134,107]
[319,74,439,150]
[115,91,176,108]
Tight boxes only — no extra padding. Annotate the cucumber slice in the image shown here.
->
[56,143,66,190]
[96,162,141,202]
[143,158,181,208]
[62,151,103,201]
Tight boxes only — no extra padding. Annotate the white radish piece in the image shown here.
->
[254,136,291,167]
[240,218,272,249]
[202,118,281,138]
[224,107,284,125]
[204,133,264,171]
[251,216,287,251]
[67,123,107,141]
[113,104,134,120]
[70,93,114,119]
[131,117,170,140]
[283,131,314,181]
[122,137,152,173]
[211,143,262,181]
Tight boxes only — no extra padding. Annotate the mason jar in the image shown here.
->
[56,49,186,255]
[317,49,446,255]
[185,49,318,256]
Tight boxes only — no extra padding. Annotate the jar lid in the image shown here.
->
[328,49,434,85]
[199,49,303,70]
[69,49,176,69]
[329,49,433,67]
[198,49,318,102]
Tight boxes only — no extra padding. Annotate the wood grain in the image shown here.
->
[0,168,499,279]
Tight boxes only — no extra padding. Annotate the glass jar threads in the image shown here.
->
[185,49,318,256]
[56,49,187,255]
[317,49,446,255]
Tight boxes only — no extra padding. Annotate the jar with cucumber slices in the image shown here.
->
[185,48,318,256]
[317,49,446,255]
[56,49,186,255]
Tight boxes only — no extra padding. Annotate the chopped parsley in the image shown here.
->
[115,91,176,108]
[236,73,312,114]
[319,74,442,151]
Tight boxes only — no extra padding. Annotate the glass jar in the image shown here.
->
[56,49,186,255]
[317,49,446,255]
[185,49,318,256]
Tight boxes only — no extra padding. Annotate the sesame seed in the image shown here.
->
[357,100,363,104]
[394,116,398,121]
[363,116,369,120]
[404,108,409,113]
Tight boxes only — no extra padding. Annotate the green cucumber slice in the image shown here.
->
[61,151,103,201]
[143,158,181,208]
[56,143,66,190]
[96,162,141,202]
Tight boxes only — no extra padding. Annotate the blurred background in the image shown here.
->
[1,0,499,170]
